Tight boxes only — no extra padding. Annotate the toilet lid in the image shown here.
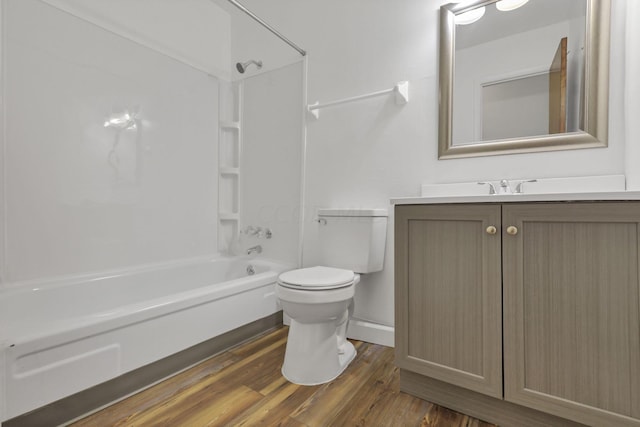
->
[278,266,355,290]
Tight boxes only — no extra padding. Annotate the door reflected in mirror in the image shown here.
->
[453,0,585,146]
[438,0,611,159]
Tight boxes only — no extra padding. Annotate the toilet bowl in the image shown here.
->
[276,266,360,385]
[276,208,388,386]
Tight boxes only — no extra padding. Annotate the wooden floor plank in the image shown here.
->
[326,348,401,426]
[382,386,435,425]
[226,381,318,426]
[115,380,254,426]
[166,334,288,395]
[259,373,289,396]
[167,385,263,427]
[422,404,494,427]
[230,327,289,359]
[72,327,497,427]
[289,342,389,426]
[72,351,241,426]
[75,337,285,426]
[228,342,288,393]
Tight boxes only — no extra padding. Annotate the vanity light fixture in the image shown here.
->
[455,6,485,25]
[495,0,529,12]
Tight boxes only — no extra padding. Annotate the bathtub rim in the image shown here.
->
[0,253,277,294]
[0,255,292,348]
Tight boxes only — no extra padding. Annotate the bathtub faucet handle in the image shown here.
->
[242,225,260,236]
[242,226,271,239]
[247,245,262,255]
[259,228,272,239]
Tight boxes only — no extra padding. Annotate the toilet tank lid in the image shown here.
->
[317,208,388,217]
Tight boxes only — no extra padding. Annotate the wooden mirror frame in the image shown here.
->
[438,0,611,159]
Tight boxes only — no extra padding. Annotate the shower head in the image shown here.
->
[236,59,263,74]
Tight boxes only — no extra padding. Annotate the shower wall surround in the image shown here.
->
[38,0,232,79]
[240,62,304,266]
[1,0,227,283]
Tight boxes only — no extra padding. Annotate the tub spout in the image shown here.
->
[247,245,262,255]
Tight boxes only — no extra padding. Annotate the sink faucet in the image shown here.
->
[499,179,512,194]
[479,179,537,195]
[515,179,538,194]
[477,181,497,195]
[247,245,262,255]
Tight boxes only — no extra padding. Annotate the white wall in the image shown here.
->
[39,0,231,79]
[481,74,549,140]
[1,0,225,284]
[234,0,633,333]
[625,2,640,190]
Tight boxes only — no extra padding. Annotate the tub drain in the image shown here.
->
[247,265,255,275]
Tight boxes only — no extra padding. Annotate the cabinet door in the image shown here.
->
[503,203,640,426]
[395,204,502,398]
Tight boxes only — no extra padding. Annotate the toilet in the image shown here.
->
[276,208,388,385]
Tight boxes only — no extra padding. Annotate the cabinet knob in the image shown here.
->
[507,225,518,235]
[486,226,497,235]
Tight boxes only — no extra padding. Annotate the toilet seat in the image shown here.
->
[278,266,355,290]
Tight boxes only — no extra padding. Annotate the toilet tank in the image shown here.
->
[317,208,388,273]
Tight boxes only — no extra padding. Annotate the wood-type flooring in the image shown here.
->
[72,327,496,426]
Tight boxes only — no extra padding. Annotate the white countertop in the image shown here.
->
[391,191,640,205]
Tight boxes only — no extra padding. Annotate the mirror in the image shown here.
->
[438,0,611,159]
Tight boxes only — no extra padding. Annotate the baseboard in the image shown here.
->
[347,318,394,347]
[3,312,283,427]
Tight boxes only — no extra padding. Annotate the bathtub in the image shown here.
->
[0,256,288,422]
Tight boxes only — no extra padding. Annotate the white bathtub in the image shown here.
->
[0,256,288,422]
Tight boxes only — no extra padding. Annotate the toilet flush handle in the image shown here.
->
[317,218,327,225]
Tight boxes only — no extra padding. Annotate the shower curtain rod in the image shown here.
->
[226,0,307,56]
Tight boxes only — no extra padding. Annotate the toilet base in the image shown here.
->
[281,319,357,386]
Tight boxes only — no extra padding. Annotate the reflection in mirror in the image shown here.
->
[454,0,585,145]
[438,0,611,159]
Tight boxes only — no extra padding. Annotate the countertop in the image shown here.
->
[391,191,640,205]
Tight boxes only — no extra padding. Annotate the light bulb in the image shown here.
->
[455,6,485,25]
[496,0,529,12]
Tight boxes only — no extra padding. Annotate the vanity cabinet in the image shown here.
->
[394,204,503,398]
[395,202,640,427]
